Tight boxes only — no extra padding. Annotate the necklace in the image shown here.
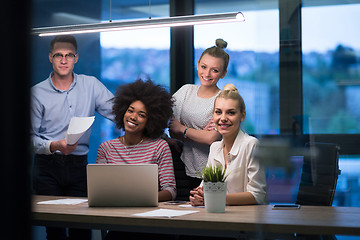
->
[121,136,144,154]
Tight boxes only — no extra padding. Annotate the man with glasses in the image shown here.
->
[31,35,114,240]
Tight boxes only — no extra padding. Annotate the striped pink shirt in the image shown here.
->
[96,138,176,200]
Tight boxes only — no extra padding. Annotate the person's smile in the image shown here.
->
[201,76,213,81]
[59,65,69,70]
[213,98,243,137]
[126,120,138,127]
[123,100,148,135]
[218,123,233,130]
[197,53,226,88]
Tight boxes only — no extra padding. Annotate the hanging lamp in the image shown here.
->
[32,12,245,37]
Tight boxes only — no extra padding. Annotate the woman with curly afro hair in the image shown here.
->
[96,79,176,203]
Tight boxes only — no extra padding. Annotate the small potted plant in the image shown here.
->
[201,165,228,213]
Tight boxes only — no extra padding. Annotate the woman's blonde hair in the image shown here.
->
[216,83,246,114]
[199,38,229,72]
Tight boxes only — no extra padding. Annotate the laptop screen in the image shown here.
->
[87,164,158,207]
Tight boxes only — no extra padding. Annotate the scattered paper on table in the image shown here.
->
[133,208,199,218]
[65,116,95,145]
[37,199,88,205]
[179,204,205,208]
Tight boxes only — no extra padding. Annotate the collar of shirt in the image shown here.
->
[228,130,246,158]
[48,72,77,92]
[213,130,246,165]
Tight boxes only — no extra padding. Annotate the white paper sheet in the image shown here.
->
[179,204,205,208]
[65,116,95,145]
[37,199,88,205]
[133,208,199,218]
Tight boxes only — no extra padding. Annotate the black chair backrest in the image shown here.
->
[166,138,192,201]
[296,142,341,206]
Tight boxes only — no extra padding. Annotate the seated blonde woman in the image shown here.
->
[190,83,268,206]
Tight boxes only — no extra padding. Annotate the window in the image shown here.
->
[29,0,360,239]
[302,2,360,134]
[31,0,171,164]
[92,1,171,162]
[194,1,280,135]
[97,28,171,160]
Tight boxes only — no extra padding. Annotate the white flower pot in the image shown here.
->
[203,182,227,213]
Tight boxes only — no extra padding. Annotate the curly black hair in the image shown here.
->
[112,79,174,139]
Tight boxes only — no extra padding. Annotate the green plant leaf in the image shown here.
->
[200,165,228,182]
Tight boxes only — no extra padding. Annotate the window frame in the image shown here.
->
[170,0,360,155]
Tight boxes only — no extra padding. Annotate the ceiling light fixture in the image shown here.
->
[32,12,245,37]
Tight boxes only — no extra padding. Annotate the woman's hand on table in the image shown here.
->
[189,186,204,206]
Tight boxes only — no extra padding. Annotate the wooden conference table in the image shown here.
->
[32,195,360,238]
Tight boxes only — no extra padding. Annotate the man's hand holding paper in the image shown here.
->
[50,139,78,155]
[65,116,95,145]
[49,116,95,155]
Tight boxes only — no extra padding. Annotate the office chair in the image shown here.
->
[295,142,341,240]
[166,138,192,201]
[296,142,341,206]
[265,142,341,240]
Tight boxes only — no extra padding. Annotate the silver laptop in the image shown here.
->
[87,164,158,207]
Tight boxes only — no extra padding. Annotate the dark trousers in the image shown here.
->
[33,154,91,240]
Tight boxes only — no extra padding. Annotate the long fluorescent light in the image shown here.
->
[32,12,245,37]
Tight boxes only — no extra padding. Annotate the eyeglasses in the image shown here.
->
[52,53,77,62]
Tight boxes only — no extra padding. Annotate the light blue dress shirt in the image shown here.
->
[31,73,114,155]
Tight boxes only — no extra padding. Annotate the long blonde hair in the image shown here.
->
[216,84,246,114]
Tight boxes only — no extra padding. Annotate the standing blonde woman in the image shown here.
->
[190,84,268,206]
[169,39,229,190]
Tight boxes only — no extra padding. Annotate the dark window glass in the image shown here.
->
[194,2,280,135]
[302,3,360,134]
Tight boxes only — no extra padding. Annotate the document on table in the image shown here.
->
[179,204,205,208]
[37,199,88,205]
[133,209,199,218]
[65,116,95,145]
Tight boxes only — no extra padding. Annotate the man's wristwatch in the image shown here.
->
[183,127,189,139]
